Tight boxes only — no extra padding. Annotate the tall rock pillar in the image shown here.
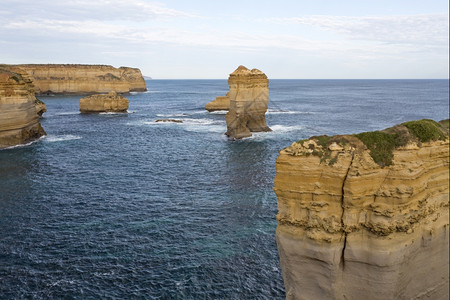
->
[225,66,271,139]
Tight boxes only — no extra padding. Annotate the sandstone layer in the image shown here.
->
[0,68,46,149]
[274,120,449,299]
[2,64,146,94]
[218,66,270,139]
[79,91,129,113]
[205,95,230,112]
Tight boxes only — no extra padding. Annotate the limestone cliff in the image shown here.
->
[0,68,46,148]
[2,64,146,94]
[211,65,270,138]
[274,119,449,299]
[79,91,129,113]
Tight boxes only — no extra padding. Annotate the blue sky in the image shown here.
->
[1,0,448,79]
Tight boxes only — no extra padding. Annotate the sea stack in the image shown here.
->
[274,119,449,299]
[0,68,46,149]
[224,66,271,139]
[79,91,129,113]
[1,64,147,94]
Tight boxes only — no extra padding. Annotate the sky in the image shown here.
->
[0,0,448,79]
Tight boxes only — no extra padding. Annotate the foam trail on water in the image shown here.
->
[44,135,82,143]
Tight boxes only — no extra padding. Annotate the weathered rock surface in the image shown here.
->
[2,64,146,94]
[205,95,230,112]
[79,91,129,113]
[221,65,271,139]
[0,68,46,148]
[274,120,449,299]
[35,99,47,117]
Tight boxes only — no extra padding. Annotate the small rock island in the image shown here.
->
[79,91,129,113]
[274,119,449,299]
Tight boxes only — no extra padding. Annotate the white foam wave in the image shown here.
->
[130,91,153,95]
[270,124,304,132]
[2,136,46,150]
[208,110,228,115]
[267,109,314,115]
[156,113,188,117]
[98,111,128,115]
[44,135,82,143]
[55,112,80,116]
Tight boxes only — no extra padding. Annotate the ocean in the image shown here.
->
[1,79,448,299]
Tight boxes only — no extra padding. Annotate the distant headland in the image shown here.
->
[0,64,146,95]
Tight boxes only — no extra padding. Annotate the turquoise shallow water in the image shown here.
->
[0,79,448,298]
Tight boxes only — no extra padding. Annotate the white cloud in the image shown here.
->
[0,0,196,21]
[265,14,449,45]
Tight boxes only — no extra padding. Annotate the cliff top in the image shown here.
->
[283,119,449,167]
[230,65,266,77]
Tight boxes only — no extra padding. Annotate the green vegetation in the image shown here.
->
[35,98,45,105]
[355,131,397,167]
[402,119,446,143]
[291,119,448,168]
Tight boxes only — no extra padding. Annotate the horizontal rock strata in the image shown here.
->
[1,64,146,94]
[0,68,46,148]
[205,95,230,112]
[225,65,271,139]
[79,91,129,113]
[274,120,449,299]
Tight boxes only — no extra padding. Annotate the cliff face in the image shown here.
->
[219,66,270,138]
[79,91,129,113]
[3,64,146,94]
[274,120,449,299]
[0,68,46,148]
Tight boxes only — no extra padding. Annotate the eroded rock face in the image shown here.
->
[274,121,449,299]
[224,66,271,139]
[2,64,146,94]
[205,95,230,112]
[79,91,129,113]
[0,68,46,148]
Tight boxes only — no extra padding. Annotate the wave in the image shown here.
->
[266,109,314,115]
[1,136,46,150]
[208,110,228,115]
[130,91,153,95]
[55,112,80,116]
[98,111,129,115]
[44,135,82,143]
[270,124,304,132]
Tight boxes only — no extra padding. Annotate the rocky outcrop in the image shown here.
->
[2,64,146,94]
[0,68,46,149]
[217,65,271,139]
[274,119,449,299]
[205,95,230,112]
[79,91,129,113]
[35,99,47,117]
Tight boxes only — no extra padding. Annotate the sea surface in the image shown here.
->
[1,79,448,299]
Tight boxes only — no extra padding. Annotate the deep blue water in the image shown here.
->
[0,79,448,299]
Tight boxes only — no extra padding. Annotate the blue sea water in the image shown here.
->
[0,79,448,299]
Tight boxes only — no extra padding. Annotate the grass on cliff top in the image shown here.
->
[356,119,448,167]
[402,119,447,143]
[294,119,448,168]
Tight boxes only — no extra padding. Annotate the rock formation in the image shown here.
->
[205,95,230,112]
[0,68,46,149]
[1,64,146,94]
[274,119,449,299]
[79,91,129,113]
[215,65,271,139]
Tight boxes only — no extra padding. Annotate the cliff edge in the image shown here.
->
[274,119,449,299]
[0,67,46,149]
[1,64,146,94]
